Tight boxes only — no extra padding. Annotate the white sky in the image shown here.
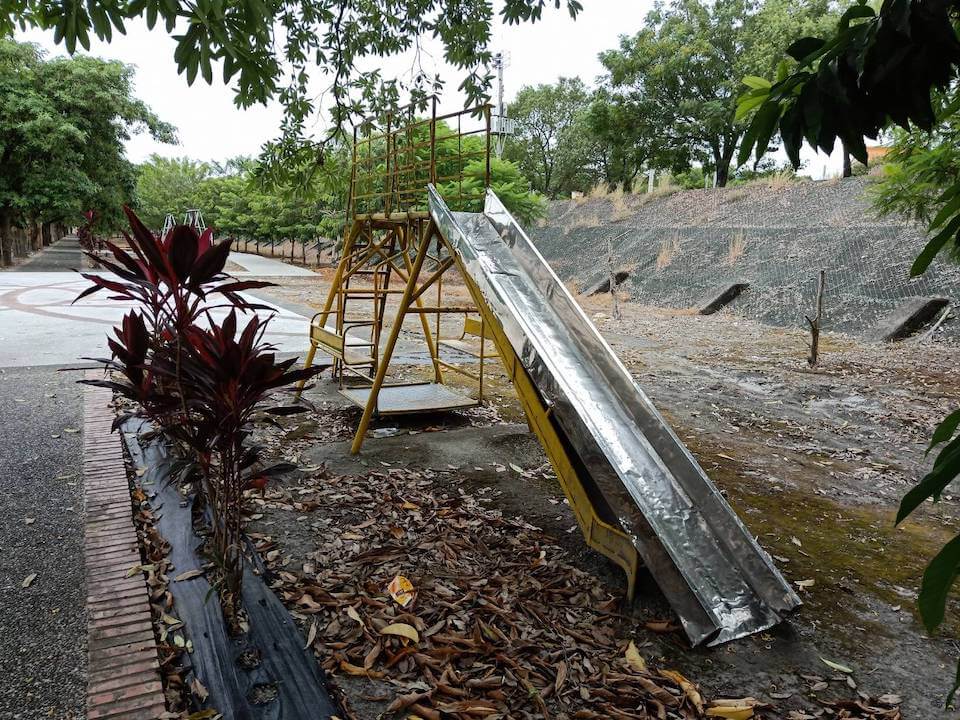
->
[16,1,843,177]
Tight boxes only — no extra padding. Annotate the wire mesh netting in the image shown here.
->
[350,101,491,217]
[531,180,960,341]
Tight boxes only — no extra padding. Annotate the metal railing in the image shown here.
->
[349,98,492,218]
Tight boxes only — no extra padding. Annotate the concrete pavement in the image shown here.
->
[229,251,317,277]
[0,272,311,368]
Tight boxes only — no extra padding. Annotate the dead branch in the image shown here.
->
[805,269,825,366]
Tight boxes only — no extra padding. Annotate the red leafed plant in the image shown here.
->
[80,206,321,624]
[77,210,101,255]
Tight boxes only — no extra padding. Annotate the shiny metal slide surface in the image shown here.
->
[428,185,801,645]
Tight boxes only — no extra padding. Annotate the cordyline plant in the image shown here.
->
[76,210,100,255]
[79,206,321,625]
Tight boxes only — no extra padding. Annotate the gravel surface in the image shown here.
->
[0,365,86,720]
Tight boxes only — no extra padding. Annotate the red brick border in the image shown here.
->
[84,380,167,720]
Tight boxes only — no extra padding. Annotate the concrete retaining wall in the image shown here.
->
[529,177,960,341]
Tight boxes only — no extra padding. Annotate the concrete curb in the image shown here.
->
[83,379,167,720]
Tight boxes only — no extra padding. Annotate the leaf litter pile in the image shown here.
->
[249,465,902,720]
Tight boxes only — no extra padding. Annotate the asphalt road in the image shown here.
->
[0,365,86,720]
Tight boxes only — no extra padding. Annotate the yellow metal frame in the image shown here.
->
[344,221,641,598]
[451,232,639,600]
[296,213,491,413]
[295,100,640,599]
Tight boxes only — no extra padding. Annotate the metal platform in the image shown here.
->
[340,383,479,415]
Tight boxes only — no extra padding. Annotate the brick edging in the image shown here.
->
[83,380,167,720]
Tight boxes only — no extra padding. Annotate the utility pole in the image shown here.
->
[492,52,513,158]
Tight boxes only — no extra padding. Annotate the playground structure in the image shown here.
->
[161,210,207,240]
[298,100,801,646]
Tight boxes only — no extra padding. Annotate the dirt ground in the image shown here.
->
[250,274,959,719]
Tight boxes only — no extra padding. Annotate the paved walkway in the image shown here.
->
[0,272,311,367]
[0,365,86,719]
[15,237,84,272]
[228,251,317,277]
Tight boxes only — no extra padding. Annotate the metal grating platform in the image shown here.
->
[340,383,478,415]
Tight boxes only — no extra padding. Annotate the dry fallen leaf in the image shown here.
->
[660,669,704,713]
[625,640,647,672]
[380,622,420,643]
[820,656,854,674]
[21,573,37,588]
[339,660,384,678]
[387,574,415,607]
[304,620,317,649]
[706,706,754,719]
[191,677,209,703]
[174,569,205,582]
[645,620,679,633]
[707,698,760,719]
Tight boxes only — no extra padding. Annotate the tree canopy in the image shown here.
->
[598,0,838,186]
[1,0,582,173]
[134,153,349,245]
[0,38,172,265]
[504,78,601,198]
[135,125,543,245]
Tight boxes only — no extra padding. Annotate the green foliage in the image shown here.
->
[0,38,171,264]
[735,0,960,702]
[585,87,659,192]
[1,0,582,178]
[135,156,212,231]
[598,0,837,186]
[135,153,350,246]
[504,78,600,197]
[438,156,546,226]
[869,92,960,231]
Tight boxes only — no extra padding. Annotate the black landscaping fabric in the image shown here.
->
[121,419,340,720]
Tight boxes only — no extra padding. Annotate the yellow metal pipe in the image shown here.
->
[350,223,436,454]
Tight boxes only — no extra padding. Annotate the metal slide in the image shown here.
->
[428,185,801,646]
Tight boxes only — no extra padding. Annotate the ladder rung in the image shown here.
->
[436,360,481,381]
[341,289,405,296]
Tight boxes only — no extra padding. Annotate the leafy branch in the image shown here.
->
[735,0,960,703]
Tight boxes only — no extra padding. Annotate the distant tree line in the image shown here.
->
[134,119,546,253]
[503,0,843,195]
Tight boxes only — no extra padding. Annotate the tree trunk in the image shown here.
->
[14,224,26,258]
[0,210,13,267]
[29,219,41,252]
[42,222,52,246]
[842,142,852,178]
[716,139,739,188]
[805,270,826,366]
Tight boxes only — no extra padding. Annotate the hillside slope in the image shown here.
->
[529,176,959,340]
